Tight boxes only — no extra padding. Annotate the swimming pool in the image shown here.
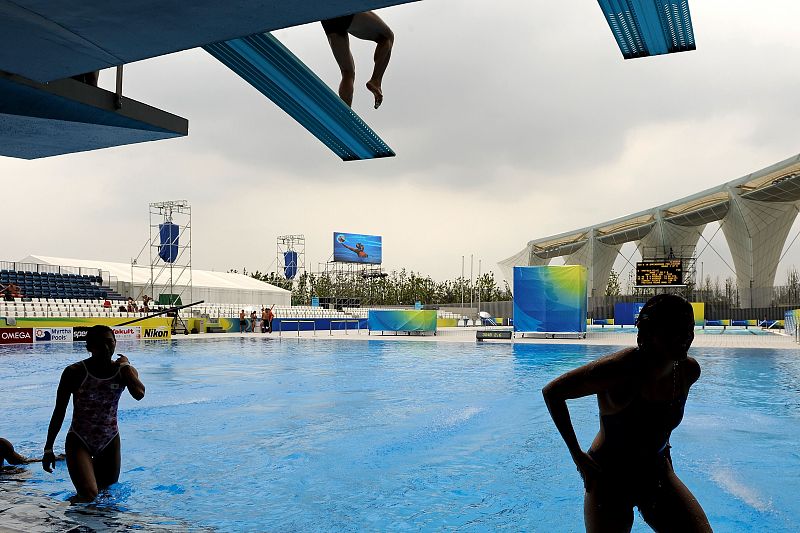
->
[1,338,798,531]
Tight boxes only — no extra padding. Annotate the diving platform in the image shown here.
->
[0,1,418,83]
[0,71,187,159]
[205,33,394,161]
[597,0,696,59]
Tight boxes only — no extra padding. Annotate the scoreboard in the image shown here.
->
[635,260,684,287]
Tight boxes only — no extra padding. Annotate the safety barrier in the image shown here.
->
[279,320,316,337]
[329,319,362,335]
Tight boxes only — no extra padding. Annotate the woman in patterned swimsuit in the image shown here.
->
[42,325,145,502]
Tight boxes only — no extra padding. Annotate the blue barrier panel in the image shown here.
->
[272,318,367,332]
[614,302,646,325]
[513,266,588,333]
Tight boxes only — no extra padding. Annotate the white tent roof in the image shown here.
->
[18,254,290,295]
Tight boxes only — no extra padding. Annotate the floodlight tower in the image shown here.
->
[277,234,305,280]
[148,200,192,307]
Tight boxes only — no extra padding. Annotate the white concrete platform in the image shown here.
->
[178,327,800,350]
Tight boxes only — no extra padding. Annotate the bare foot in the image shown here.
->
[366,80,383,109]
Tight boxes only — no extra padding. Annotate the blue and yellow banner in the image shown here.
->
[368,310,436,332]
[513,266,588,333]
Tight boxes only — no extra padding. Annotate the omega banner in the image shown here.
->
[0,328,34,344]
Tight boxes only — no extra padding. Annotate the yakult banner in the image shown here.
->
[112,326,141,340]
[0,328,34,344]
[34,327,73,343]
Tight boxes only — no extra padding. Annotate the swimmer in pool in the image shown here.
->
[42,325,145,502]
[321,11,394,108]
[542,294,711,532]
[340,241,369,259]
[1,438,64,474]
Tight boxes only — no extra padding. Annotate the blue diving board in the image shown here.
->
[204,33,394,161]
[597,0,696,59]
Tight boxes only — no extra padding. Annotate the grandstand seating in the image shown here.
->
[0,268,123,301]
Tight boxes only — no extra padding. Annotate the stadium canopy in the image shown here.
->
[0,0,415,159]
[499,153,800,308]
[18,255,291,307]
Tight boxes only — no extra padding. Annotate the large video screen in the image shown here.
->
[333,232,382,264]
[635,260,684,286]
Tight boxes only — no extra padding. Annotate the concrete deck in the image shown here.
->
[179,327,800,350]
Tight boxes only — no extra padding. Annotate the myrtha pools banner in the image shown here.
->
[34,327,73,343]
[513,266,588,333]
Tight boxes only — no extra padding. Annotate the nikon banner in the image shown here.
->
[143,326,171,339]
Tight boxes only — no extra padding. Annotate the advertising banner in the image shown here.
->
[143,326,171,340]
[73,326,91,342]
[513,266,588,333]
[0,328,34,344]
[34,327,74,343]
[368,310,437,332]
[613,302,646,326]
[112,326,141,340]
[333,232,382,264]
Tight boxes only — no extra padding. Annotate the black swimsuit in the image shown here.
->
[321,15,354,35]
[588,362,687,508]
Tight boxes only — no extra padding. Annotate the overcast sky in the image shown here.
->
[5,0,800,287]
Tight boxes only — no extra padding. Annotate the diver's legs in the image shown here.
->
[325,32,356,107]
[348,11,393,108]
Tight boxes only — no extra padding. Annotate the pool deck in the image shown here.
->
[181,327,800,350]
[0,481,209,533]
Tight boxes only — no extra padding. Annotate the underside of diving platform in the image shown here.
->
[0,71,188,159]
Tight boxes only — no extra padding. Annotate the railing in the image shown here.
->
[329,319,362,335]
[278,320,316,337]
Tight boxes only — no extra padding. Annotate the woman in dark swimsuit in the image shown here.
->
[321,11,394,108]
[42,325,145,502]
[542,294,711,532]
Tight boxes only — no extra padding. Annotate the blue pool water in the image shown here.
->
[1,338,799,531]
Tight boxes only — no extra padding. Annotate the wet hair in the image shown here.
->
[636,294,694,349]
[85,324,114,350]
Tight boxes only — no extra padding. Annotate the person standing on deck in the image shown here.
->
[542,294,711,532]
[42,325,145,502]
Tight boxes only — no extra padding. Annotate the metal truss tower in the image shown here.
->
[277,234,306,280]
[148,200,192,307]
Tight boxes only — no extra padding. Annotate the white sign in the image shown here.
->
[112,326,141,340]
[34,327,74,343]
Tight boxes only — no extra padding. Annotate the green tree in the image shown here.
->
[605,269,621,296]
